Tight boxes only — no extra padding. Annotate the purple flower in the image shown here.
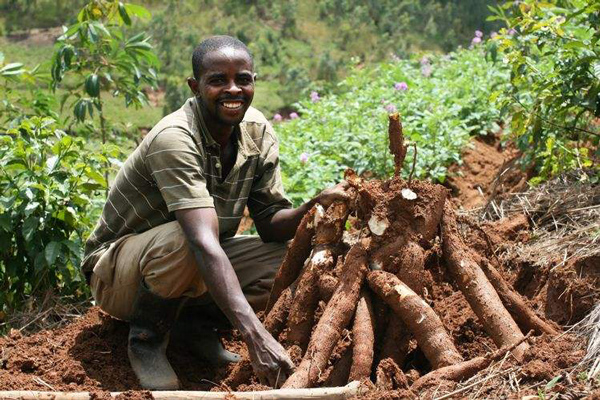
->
[421,64,432,78]
[420,56,430,66]
[507,28,517,36]
[472,37,482,45]
[384,104,397,113]
[490,31,498,39]
[394,82,408,91]
[310,91,320,103]
[475,30,483,38]
[273,113,283,122]
[300,152,309,163]
[290,112,299,120]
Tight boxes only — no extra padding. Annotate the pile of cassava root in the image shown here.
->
[224,114,560,392]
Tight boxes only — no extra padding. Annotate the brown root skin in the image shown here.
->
[283,242,369,389]
[441,202,529,360]
[223,358,253,389]
[367,270,463,369]
[266,206,317,313]
[285,202,350,351]
[411,332,532,391]
[388,113,407,176]
[318,274,338,302]
[480,260,560,336]
[263,286,293,338]
[348,290,375,382]
[323,345,353,387]
[379,315,411,368]
[376,358,409,390]
[284,246,335,350]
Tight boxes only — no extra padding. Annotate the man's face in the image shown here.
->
[189,47,255,128]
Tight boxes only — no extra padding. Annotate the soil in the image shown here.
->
[1,135,598,398]
[446,134,528,209]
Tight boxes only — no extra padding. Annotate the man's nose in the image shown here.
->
[225,81,242,96]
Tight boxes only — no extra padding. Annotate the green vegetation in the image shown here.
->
[0,117,107,315]
[278,45,507,205]
[490,0,600,182]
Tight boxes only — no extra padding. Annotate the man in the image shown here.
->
[81,35,347,390]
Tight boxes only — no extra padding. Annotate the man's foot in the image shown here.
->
[171,304,241,365]
[128,281,183,390]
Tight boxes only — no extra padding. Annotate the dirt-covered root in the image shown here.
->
[480,260,559,336]
[441,202,529,360]
[388,112,408,176]
[318,273,338,302]
[223,358,253,389]
[378,315,411,368]
[367,270,463,369]
[376,358,409,390]
[411,333,532,391]
[264,286,293,338]
[283,242,369,389]
[323,345,353,387]
[348,290,375,382]
[266,206,317,313]
[285,202,350,350]
[371,238,426,295]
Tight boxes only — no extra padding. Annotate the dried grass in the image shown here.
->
[0,290,91,335]
[473,170,600,269]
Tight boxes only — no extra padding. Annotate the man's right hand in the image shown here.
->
[244,325,295,388]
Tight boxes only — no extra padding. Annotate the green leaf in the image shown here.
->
[45,241,62,266]
[85,74,100,97]
[124,4,151,20]
[118,2,132,25]
[22,216,39,242]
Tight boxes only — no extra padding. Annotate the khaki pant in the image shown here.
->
[90,220,287,321]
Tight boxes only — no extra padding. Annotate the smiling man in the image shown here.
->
[81,36,347,390]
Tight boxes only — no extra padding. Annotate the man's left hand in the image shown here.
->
[316,181,351,208]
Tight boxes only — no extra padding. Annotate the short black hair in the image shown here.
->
[192,35,253,80]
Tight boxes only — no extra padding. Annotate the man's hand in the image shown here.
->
[316,180,350,208]
[244,326,295,388]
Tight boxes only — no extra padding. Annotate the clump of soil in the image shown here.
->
[446,133,527,209]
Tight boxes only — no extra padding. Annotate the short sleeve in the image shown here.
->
[144,128,214,212]
[247,125,292,221]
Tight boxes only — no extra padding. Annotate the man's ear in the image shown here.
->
[253,72,257,82]
[187,77,198,94]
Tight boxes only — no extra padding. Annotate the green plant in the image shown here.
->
[51,0,159,187]
[277,46,508,205]
[490,0,600,182]
[0,117,107,317]
[0,52,58,129]
[51,1,158,135]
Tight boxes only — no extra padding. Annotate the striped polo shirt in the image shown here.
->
[81,97,292,275]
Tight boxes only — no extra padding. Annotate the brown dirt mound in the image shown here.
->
[446,134,527,209]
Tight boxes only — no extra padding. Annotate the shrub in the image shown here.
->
[490,0,599,182]
[0,117,106,316]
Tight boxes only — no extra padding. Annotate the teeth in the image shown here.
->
[223,102,242,109]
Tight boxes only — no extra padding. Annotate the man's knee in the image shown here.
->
[140,222,206,299]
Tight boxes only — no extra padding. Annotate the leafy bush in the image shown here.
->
[0,117,107,316]
[277,46,508,205]
[490,1,599,182]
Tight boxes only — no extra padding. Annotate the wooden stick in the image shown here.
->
[388,113,408,176]
[0,381,361,400]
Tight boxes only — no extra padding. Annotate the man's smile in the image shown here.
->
[221,101,244,110]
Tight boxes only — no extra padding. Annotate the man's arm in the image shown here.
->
[175,207,294,387]
[254,181,350,242]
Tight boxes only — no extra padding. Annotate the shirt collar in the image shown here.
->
[191,97,260,157]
